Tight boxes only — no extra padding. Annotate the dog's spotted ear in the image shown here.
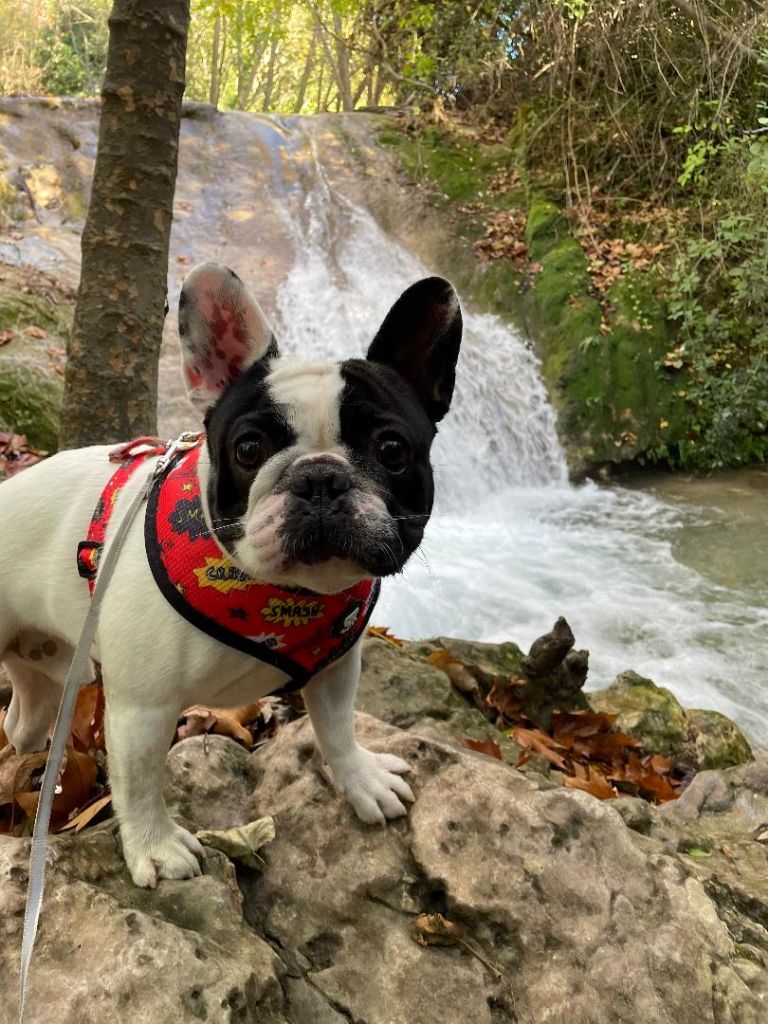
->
[366,277,462,423]
[179,262,278,407]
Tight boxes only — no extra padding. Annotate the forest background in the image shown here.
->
[1,0,767,471]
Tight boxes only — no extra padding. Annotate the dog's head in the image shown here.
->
[179,262,462,594]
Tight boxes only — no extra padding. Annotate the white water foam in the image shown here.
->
[272,127,768,743]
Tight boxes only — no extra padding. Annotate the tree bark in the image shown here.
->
[59,0,190,450]
[209,13,221,107]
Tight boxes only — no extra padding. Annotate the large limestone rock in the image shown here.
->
[0,821,286,1024]
[243,714,765,1024]
[1,716,767,1023]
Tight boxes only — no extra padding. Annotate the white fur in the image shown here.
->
[0,444,413,887]
[228,358,391,594]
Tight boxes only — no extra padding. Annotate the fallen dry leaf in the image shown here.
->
[412,912,465,947]
[58,793,112,833]
[22,324,47,339]
[367,625,403,647]
[196,816,275,868]
[460,736,503,759]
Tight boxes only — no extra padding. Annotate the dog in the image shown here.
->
[0,262,462,887]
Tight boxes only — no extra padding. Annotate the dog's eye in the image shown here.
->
[375,433,410,474]
[234,437,265,470]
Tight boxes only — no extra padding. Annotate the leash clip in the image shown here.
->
[153,431,203,478]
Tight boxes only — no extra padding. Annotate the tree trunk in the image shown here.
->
[260,35,279,111]
[209,13,221,107]
[59,0,189,450]
[293,23,319,113]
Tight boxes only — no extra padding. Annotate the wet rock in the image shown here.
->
[241,713,766,1024]
[589,670,752,771]
[0,822,286,1024]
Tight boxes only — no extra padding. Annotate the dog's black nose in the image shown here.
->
[290,462,351,505]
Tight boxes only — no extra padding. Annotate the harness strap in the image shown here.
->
[77,452,156,591]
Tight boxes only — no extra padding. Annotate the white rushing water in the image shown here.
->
[272,124,768,743]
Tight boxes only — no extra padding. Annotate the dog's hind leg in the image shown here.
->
[3,655,62,754]
[2,630,89,753]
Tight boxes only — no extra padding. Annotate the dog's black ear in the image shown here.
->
[179,262,278,408]
[366,277,462,423]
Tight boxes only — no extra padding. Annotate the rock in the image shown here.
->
[662,770,733,821]
[406,620,590,731]
[611,795,660,836]
[589,670,753,771]
[165,734,256,832]
[686,708,753,772]
[0,821,286,1023]
[358,637,535,771]
[405,635,526,690]
[0,266,72,450]
[358,636,468,728]
[241,713,766,1024]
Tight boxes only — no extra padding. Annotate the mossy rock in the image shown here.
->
[590,670,689,758]
[405,636,526,691]
[686,709,753,772]
[589,670,752,771]
[0,357,62,451]
[0,268,72,449]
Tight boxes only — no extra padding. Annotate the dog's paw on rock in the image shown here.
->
[330,745,414,824]
[122,822,206,888]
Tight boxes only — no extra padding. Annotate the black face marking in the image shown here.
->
[275,358,436,578]
[204,358,296,550]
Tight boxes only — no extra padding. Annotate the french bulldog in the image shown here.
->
[0,262,462,887]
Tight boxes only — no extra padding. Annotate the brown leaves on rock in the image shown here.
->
[572,200,684,298]
[424,650,479,696]
[0,681,301,836]
[0,432,46,476]
[0,683,107,835]
[460,736,502,760]
[420,625,682,804]
[509,703,682,803]
[175,698,292,749]
[471,209,529,268]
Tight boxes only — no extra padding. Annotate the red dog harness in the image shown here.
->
[77,438,380,692]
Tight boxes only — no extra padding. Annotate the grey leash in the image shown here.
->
[18,437,192,1022]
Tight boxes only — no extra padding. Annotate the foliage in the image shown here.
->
[663,136,768,468]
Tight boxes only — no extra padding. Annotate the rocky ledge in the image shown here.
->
[1,629,766,1023]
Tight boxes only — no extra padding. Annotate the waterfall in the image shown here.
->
[266,120,768,742]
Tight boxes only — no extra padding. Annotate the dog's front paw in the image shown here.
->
[122,822,206,888]
[330,746,414,825]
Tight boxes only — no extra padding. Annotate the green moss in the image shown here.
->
[379,120,693,474]
[589,671,752,770]
[590,670,690,759]
[686,709,753,771]
[525,198,567,260]
[0,174,21,229]
[0,362,62,450]
[0,269,72,449]
[379,123,508,205]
